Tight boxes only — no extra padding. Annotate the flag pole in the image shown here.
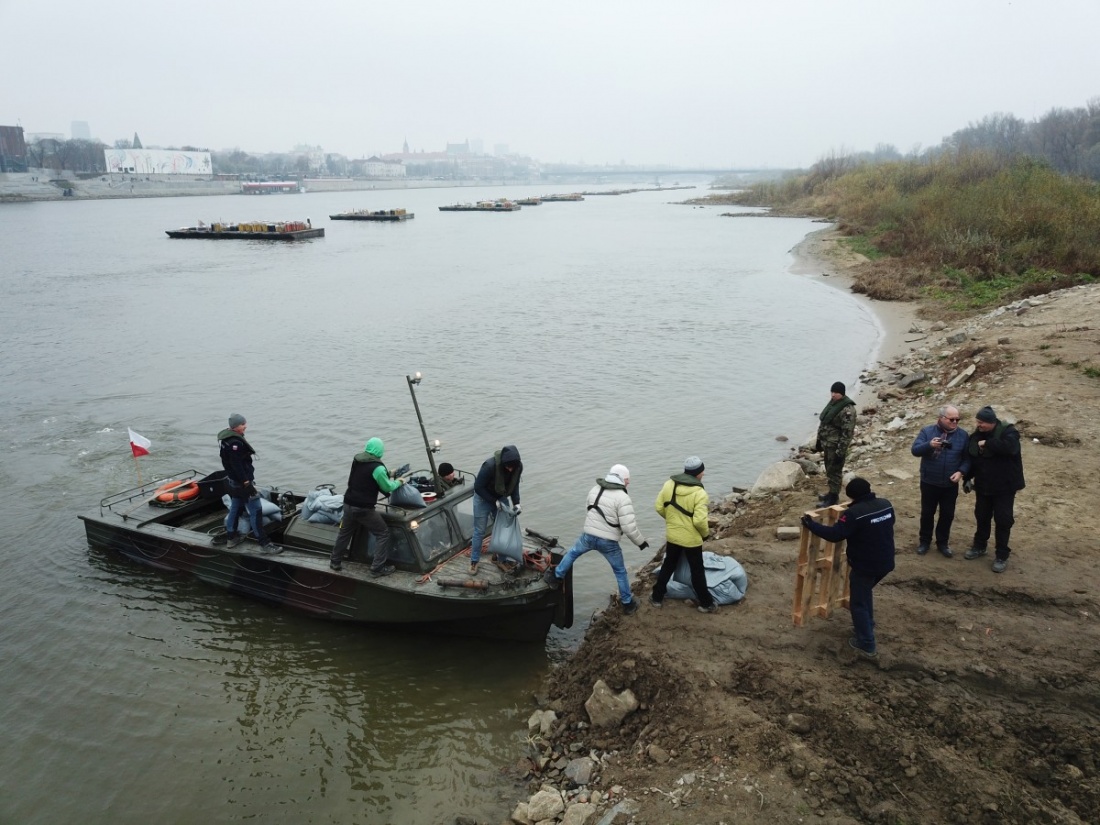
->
[132,453,144,486]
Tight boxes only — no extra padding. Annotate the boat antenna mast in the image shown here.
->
[406,372,443,496]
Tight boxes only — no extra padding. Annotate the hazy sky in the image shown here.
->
[4,0,1099,168]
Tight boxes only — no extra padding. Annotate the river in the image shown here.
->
[0,183,883,824]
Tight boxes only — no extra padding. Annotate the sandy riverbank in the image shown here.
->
[498,232,1100,825]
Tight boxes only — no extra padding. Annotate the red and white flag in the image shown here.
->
[128,428,151,457]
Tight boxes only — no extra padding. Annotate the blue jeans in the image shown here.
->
[226,482,267,544]
[470,495,496,564]
[849,568,887,653]
[556,533,633,605]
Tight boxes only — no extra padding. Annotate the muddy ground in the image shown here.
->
[516,236,1100,825]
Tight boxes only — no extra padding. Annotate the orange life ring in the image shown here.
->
[155,480,200,504]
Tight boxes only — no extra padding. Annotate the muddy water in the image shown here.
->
[0,185,882,823]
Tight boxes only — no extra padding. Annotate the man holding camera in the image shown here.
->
[910,405,970,557]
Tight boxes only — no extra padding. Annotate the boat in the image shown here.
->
[165,220,323,240]
[78,375,573,642]
[515,197,542,206]
[540,193,585,202]
[329,208,414,222]
[438,199,521,212]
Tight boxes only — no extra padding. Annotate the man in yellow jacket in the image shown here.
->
[650,456,717,613]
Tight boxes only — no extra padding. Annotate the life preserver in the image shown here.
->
[155,480,200,504]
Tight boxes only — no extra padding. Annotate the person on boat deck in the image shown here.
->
[330,437,404,577]
[215,414,281,554]
[544,464,649,615]
[437,462,460,490]
[470,445,523,575]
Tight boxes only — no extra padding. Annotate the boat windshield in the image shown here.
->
[414,509,463,564]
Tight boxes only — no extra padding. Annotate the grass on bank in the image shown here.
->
[737,152,1100,309]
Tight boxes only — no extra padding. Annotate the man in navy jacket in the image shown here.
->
[910,405,970,557]
[802,477,896,657]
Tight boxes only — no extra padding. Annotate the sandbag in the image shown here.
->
[389,482,426,509]
[220,493,282,535]
[487,503,523,562]
[664,550,748,605]
[303,489,344,524]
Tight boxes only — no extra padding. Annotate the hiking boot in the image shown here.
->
[848,637,878,658]
[329,560,343,571]
[469,562,479,575]
[992,557,1008,574]
[370,564,396,578]
[916,542,930,556]
[542,568,562,589]
[819,493,839,508]
[260,543,283,555]
[938,545,954,558]
[964,546,987,560]
[697,604,718,614]
[210,532,228,547]
[622,599,639,616]
[226,533,244,549]
[649,595,663,608]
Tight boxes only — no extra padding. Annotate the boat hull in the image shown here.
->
[165,228,324,240]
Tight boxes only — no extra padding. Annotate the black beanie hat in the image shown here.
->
[438,462,454,476]
[976,406,997,423]
[845,477,871,499]
[830,381,846,395]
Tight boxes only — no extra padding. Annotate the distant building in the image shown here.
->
[103,148,212,175]
[71,121,91,141]
[0,125,28,172]
[446,140,470,155]
[361,155,406,178]
[25,132,66,143]
[494,143,510,157]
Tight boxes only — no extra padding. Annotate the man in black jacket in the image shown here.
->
[216,413,281,554]
[802,477,896,657]
[963,405,1026,573]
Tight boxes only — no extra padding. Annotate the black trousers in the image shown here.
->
[972,490,1016,558]
[651,541,714,608]
[919,481,959,547]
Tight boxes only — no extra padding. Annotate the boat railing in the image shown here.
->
[99,469,203,512]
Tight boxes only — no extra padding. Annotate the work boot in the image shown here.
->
[938,545,954,558]
[964,546,987,560]
[260,543,283,555]
[848,637,878,658]
[649,595,663,608]
[992,557,1008,573]
[542,568,562,589]
[697,604,718,614]
[622,599,639,616]
[329,559,343,571]
[210,532,228,547]
[819,493,839,508]
[370,564,396,578]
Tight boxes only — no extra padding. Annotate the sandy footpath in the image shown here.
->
[502,230,1100,825]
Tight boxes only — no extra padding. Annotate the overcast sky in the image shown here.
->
[4,0,1098,168]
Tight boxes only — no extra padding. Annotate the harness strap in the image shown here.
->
[664,483,694,517]
[587,487,620,528]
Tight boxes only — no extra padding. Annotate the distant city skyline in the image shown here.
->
[4,0,1100,169]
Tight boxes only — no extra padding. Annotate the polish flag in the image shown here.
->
[128,428,151,457]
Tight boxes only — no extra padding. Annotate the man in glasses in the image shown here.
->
[910,405,970,557]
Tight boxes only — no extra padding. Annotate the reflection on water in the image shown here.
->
[0,185,880,823]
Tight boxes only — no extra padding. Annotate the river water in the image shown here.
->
[0,184,883,824]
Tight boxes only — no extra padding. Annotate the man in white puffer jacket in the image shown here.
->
[544,464,649,615]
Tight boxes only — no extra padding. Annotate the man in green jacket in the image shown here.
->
[650,456,717,613]
[816,381,857,507]
[329,437,405,576]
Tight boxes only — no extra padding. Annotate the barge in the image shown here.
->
[166,220,323,240]
[329,208,414,222]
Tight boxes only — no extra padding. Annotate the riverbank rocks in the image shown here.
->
[584,680,639,728]
[750,461,805,495]
[529,709,558,737]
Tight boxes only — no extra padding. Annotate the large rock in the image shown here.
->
[562,802,598,825]
[750,461,805,495]
[584,679,639,728]
[564,756,596,786]
[526,788,565,822]
[527,709,557,737]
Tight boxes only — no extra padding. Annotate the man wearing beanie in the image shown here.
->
[962,406,1025,573]
[215,414,281,554]
[802,477,896,657]
[471,445,523,575]
[651,456,717,613]
[815,381,857,508]
[544,464,649,615]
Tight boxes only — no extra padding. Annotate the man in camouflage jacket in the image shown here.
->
[816,381,857,507]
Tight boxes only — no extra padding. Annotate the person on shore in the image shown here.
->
[650,456,716,613]
[471,445,523,575]
[963,406,1025,573]
[801,477,896,658]
[816,381,857,508]
[214,413,281,554]
[544,464,649,615]
[910,405,970,557]
[329,437,404,576]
